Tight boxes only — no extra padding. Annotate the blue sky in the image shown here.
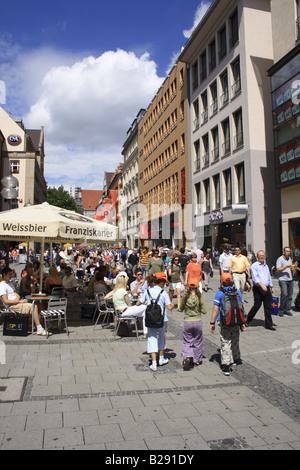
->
[0,0,213,191]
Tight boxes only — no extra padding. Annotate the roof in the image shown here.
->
[81,190,104,210]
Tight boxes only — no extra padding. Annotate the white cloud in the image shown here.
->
[21,49,164,190]
[183,1,212,39]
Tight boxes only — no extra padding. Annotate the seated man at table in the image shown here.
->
[130,268,148,298]
[0,267,49,336]
[62,266,78,292]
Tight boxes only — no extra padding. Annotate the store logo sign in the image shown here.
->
[7,134,22,146]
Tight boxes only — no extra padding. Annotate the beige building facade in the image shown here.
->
[120,109,145,248]
[178,0,281,260]
[138,62,189,248]
[269,0,300,258]
[0,106,47,211]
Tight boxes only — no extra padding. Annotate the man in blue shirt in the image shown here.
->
[246,250,275,330]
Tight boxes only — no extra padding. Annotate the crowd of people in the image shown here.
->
[0,244,299,374]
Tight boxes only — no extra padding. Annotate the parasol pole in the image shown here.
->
[39,238,45,293]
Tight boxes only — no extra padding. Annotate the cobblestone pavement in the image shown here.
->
[0,264,300,450]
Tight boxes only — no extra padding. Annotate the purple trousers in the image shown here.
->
[182,320,203,363]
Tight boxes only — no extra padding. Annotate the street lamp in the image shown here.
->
[1,173,19,265]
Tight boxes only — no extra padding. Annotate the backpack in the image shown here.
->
[145,289,164,328]
[220,287,247,327]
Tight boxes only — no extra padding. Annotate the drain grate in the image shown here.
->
[0,377,27,402]
[208,437,250,450]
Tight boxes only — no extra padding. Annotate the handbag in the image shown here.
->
[3,313,29,336]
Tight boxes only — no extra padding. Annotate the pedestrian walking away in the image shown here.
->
[246,250,276,330]
[138,272,174,371]
[210,273,246,376]
[276,247,294,317]
[179,281,207,371]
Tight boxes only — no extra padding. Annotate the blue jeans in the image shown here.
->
[279,280,294,315]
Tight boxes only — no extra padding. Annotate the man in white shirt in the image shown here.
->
[62,267,78,292]
[219,247,232,274]
[276,247,294,317]
[0,267,48,336]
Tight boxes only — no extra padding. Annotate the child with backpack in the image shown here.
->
[138,272,174,371]
[179,282,207,371]
[210,273,246,376]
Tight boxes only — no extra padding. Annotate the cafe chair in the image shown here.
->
[0,296,18,318]
[40,297,69,338]
[94,292,114,329]
[51,287,66,298]
[113,301,139,340]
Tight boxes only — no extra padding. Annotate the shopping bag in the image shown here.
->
[271,297,280,316]
[3,314,29,336]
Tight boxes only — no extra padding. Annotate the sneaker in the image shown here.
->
[222,365,231,376]
[159,357,169,367]
[183,358,191,371]
[36,328,52,337]
[150,362,157,372]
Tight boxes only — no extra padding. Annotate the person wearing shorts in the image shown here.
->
[0,267,48,336]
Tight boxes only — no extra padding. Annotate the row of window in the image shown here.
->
[142,136,186,183]
[194,162,246,214]
[142,70,185,136]
[193,108,243,173]
[193,56,241,130]
[191,9,239,90]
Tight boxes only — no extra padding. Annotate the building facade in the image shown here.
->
[138,62,189,248]
[268,0,300,258]
[178,0,281,259]
[0,106,47,211]
[120,109,145,248]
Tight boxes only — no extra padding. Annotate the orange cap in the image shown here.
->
[154,272,169,284]
[221,273,233,284]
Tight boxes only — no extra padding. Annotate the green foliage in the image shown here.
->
[47,186,83,213]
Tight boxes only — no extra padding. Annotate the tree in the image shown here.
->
[47,186,82,213]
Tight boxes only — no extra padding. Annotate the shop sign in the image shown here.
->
[209,210,223,223]
[7,134,22,146]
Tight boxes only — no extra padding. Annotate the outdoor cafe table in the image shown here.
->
[25,294,58,336]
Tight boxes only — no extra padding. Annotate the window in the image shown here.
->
[235,163,246,203]
[221,118,231,155]
[194,140,201,172]
[202,134,209,167]
[209,38,216,72]
[192,60,199,91]
[210,81,218,115]
[218,26,227,61]
[10,160,20,174]
[229,9,239,48]
[223,169,232,207]
[201,91,208,124]
[195,183,201,214]
[211,127,219,162]
[220,70,229,107]
[193,99,199,131]
[213,174,220,210]
[231,57,241,97]
[233,108,244,149]
[203,179,210,212]
[200,51,207,82]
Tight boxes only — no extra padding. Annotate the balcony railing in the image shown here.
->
[194,158,201,173]
[202,153,209,167]
[233,132,244,149]
[232,79,241,97]
[193,116,200,132]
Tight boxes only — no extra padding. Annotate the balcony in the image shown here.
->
[193,116,200,132]
[222,140,231,156]
[233,132,244,149]
[232,79,241,97]
[211,147,219,163]
[201,109,208,124]
[220,90,229,108]
[194,158,201,173]
[202,153,209,168]
[210,100,218,116]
